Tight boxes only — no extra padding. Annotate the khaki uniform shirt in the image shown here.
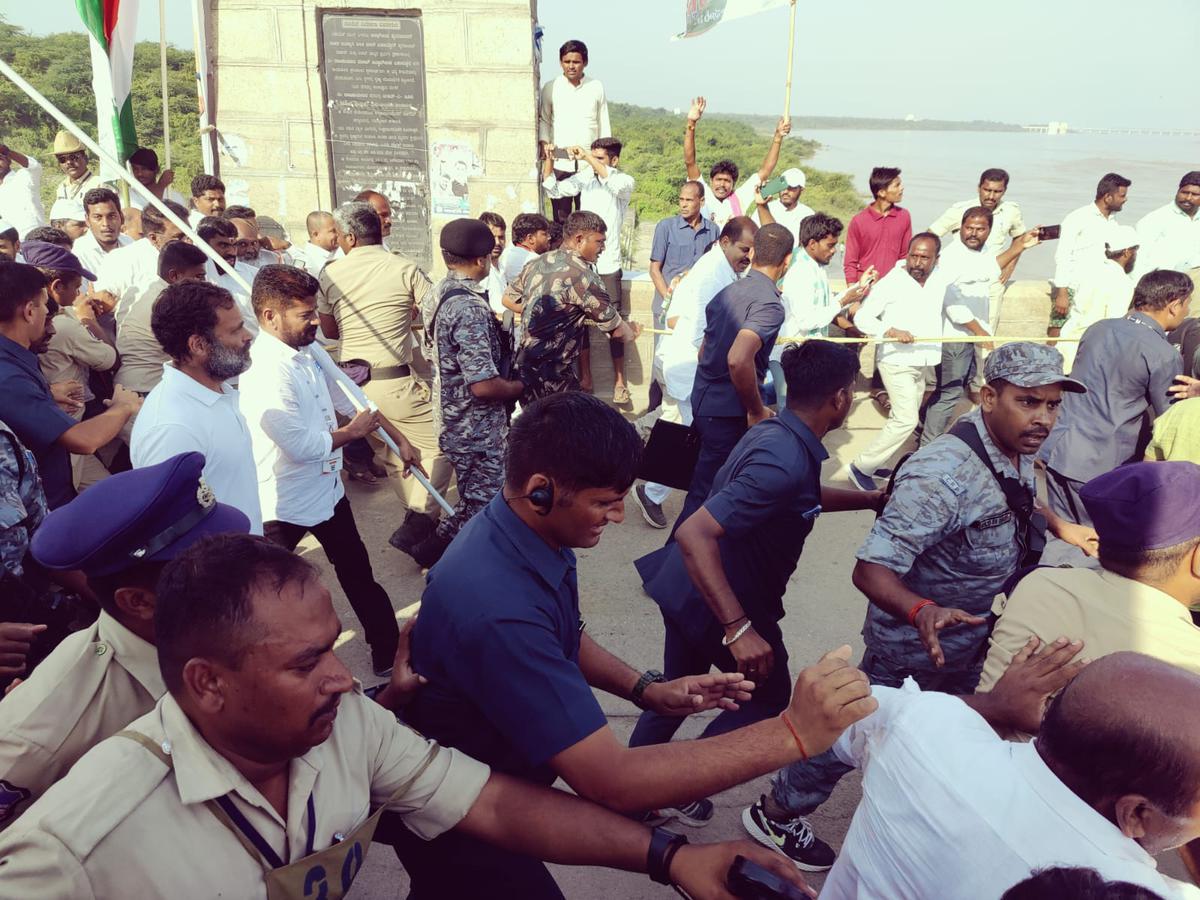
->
[114,277,170,394]
[317,245,432,370]
[0,689,489,898]
[980,567,1200,695]
[38,312,116,420]
[0,612,163,830]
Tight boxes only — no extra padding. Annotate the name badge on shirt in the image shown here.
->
[321,456,343,476]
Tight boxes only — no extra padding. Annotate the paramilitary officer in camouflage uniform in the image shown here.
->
[743,343,1103,868]
[0,451,250,831]
[0,418,50,688]
[411,219,525,570]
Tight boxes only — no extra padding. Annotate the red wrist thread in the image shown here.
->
[908,599,936,626]
[779,711,808,761]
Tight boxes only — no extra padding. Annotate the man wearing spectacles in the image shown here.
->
[50,132,109,204]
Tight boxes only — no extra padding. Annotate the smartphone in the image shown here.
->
[759,175,788,201]
[727,856,811,899]
[1038,225,1061,241]
[551,147,571,160]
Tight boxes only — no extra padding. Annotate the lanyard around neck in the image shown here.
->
[213,791,317,869]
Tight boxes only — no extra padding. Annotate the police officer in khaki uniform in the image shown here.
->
[0,532,812,899]
[0,451,250,830]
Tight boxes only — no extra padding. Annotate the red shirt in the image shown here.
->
[843,204,913,284]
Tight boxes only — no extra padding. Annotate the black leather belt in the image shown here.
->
[372,364,411,379]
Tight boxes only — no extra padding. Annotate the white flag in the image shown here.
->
[675,0,790,40]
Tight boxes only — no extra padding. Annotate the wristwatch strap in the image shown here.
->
[647,826,688,885]
[631,669,665,710]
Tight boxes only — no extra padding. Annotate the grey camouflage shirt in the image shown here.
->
[422,272,509,454]
[0,419,47,578]
[856,408,1036,672]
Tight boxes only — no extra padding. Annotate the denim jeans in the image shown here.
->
[768,359,787,411]
[919,341,976,447]
[768,649,982,816]
[629,613,792,747]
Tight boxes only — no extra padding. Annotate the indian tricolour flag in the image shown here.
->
[675,0,791,39]
[76,0,140,167]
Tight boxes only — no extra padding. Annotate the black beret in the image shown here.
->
[440,218,495,258]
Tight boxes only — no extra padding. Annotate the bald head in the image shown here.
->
[305,210,337,252]
[1038,652,1200,852]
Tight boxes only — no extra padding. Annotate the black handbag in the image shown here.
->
[637,420,701,491]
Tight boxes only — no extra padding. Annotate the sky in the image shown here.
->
[4,1,1197,130]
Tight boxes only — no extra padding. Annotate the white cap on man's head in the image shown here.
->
[1106,225,1140,253]
[781,168,806,188]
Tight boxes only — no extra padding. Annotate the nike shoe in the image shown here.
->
[742,795,836,872]
[640,798,714,828]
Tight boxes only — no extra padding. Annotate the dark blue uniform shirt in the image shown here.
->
[690,270,784,417]
[406,493,608,784]
[0,335,76,510]
[637,410,828,641]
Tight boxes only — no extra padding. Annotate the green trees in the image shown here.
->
[0,19,201,207]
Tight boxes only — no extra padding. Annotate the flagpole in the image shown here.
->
[159,0,172,170]
[783,0,797,123]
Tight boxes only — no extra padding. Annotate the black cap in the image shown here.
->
[440,218,495,258]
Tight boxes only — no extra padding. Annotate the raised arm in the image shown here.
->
[683,97,704,182]
[756,118,791,183]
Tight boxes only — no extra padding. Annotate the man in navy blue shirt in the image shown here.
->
[675,222,794,533]
[636,342,883,739]
[393,392,877,899]
[0,261,140,509]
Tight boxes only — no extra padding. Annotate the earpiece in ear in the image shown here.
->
[528,483,554,515]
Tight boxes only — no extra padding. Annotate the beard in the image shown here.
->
[203,338,251,380]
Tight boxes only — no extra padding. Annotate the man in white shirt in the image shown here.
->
[1051,172,1131,337]
[538,39,611,224]
[542,138,636,402]
[0,143,45,239]
[292,210,338,275]
[95,199,192,321]
[920,209,1041,446]
[126,147,186,211]
[130,280,261,533]
[930,168,1026,330]
[225,206,293,269]
[478,211,509,316]
[241,265,419,676]
[1135,171,1200,279]
[186,174,226,228]
[683,96,790,229]
[50,131,109,204]
[499,213,551,283]
[197,215,257,333]
[822,652,1200,900]
[756,168,815,245]
[72,187,133,278]
[849,234,945,489]
[634,218,757,528]
[1059,225,1139,372]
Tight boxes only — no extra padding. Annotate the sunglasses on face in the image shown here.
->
[56,152,86,164]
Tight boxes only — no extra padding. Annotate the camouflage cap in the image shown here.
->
[983,341,1087,393]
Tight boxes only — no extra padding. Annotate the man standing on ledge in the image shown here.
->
[844,166,911,288]
[539,40,611,225]
[683,96,790,229]
[673,223,794,534]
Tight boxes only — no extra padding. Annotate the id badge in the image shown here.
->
[322,456,343,476]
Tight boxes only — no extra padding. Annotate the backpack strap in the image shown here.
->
[947,419,1035,526]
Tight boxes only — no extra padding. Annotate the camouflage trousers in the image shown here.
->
[435,446,506,541]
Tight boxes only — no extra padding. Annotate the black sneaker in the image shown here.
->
[632,483,668,529]
[641,798,714,828]
[741,795,836,872]
[847,462,878,492]
[371,643,397,678]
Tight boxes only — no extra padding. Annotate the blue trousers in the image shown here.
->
[629,612,791,747]
[670,413,747,537]
[919,341,976,447]
[768,649,982,816]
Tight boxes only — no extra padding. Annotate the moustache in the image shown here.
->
[308,695,340,725]
[1021,429,1050,441]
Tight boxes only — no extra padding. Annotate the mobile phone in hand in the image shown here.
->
[552,147,571,160]
[759,175,788,201]
[1038,225,1061,241]
[727,855,811,899]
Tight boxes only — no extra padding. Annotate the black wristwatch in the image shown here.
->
[647,826,688,885]
[631,669,666,710]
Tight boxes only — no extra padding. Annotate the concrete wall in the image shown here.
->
[206,0,540,276]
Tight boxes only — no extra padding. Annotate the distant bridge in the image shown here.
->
[1022,122,1200,137]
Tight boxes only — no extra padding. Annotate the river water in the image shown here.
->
[801,129,1200,280]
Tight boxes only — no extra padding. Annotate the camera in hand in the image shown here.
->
[727,855,811,899]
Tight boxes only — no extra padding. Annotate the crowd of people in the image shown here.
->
[0,34,1199,900]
